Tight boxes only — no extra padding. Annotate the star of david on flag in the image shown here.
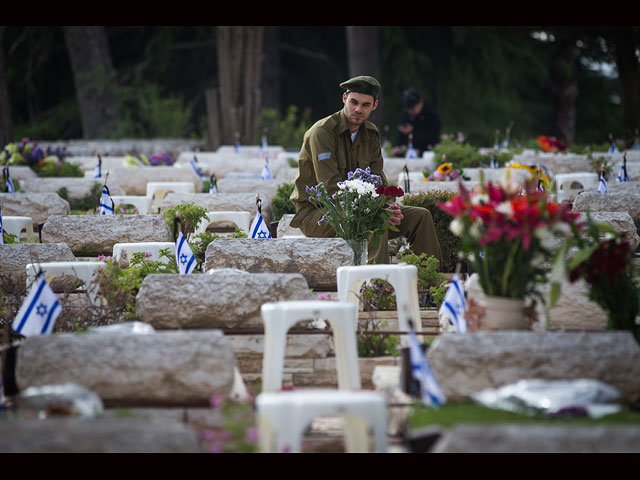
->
[12,273,62,337]
[99,185,114,215]
[405,143,418,159]
[438,275,467,333]
[250,212,271,239]
[597,173,608,193]
[175,231,196,274]
[260,160,273,180]
[408,328,446,407]
[190,156,205,180]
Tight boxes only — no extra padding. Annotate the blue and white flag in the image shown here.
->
[502,138,509,149]
[175,231,196,274]
[94,157,101,178]
[235,140,242,154]
[99,185,114,215]
[408,328,446,407]
[597,173,608,193]
[250,212,272,239]
[609,142,619,154]
[260,158,273,180]
[0,207,4,245]
[406,142,418,159]
[12,274,62,337]
[617,164,630,182]
[190,156,205,180]
[632,138,639,150]
[438,275,467,334]
[490,155,499,169]
[209,179,217,194]
[260,136,268,159]
[6,176,15,193]
[537,179,545,192]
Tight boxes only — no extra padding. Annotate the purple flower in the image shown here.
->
[209,393,225,409]
[245,427,259,444]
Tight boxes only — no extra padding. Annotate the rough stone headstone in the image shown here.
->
[573,190,640,220]
[512,153,591,175]
[176,151,288,179]
[427,331,640,403]
[160,192,273,224]
[40,215,172,256]
[41,138,204,157]
[276,214,304,238]
[431,425,640,453]
[108,166,202,196]
[5,165,37,181]
[20,177,125,199]
[204,238,354,290]
[0,417,201,453]
[15,330,235,406]
[0,193,70,225]
[0,243,76,294]
[577,211,640,250]
[135,273,314,329]
[215,178,286,203]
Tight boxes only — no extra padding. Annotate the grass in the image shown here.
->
[406,402,640,430]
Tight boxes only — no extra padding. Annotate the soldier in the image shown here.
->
[289,75,442,265]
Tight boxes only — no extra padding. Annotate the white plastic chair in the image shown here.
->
[146,181,195,213]
[555,172,599,203]
[2,216,35,242]
[25,261,106,305]
[256,389,387,453]
[337,263,422,345]
[194,211,251,236]
[111,195,153,215]
[112,242,175,264]
[260,300,361,392]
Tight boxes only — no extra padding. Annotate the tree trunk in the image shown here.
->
[63,26,122,139]
[261,26,280,111]
[551,38,579,145]
[612,28,640,147]
[214,26,264,145]
[346,26,382,125]
[0,26,13,146]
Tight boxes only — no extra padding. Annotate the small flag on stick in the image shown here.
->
[406,133,418,159]
[175,230,196,275]
[100,172,114,215]
[190,155,205,180]
[597,168,608,194]
[260,154,273,180]
[209,174,217,194]
[250,194,272,239]
[12,273,62,337]
[0,205,5,245]
[438,275,468,333]
[94,155,102,179]
[403,164,410,194]
[407,319,446,407]
[3,166,15,192]
[616,153,630,182]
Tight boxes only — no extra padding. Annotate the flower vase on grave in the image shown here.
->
[478,295,528,330]
[346,238,368,266]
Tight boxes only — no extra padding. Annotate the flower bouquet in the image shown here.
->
[1,138,69,171]
[536,136,567,153]
[423,161,467,182]
[438,177,582,328]
[566,214,640,344]
[505,161,551,190]
[306,167,403,263]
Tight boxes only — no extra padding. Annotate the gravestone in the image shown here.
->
[573,191,640,221]
[0,193,70,225]
[40,215,172,256]
[160,192,274,225]
[108,166,202,196]
[20,178,125,199]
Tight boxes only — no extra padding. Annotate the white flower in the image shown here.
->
[471,193,489,205]
[534,226,556,250]
[495,201,513,217]
[531,252,546,267]
[450,218,464,236]
[469,221,483,239]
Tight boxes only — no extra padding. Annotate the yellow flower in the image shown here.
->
[437,162,453,175]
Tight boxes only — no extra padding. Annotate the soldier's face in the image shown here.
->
[343,92,378,130]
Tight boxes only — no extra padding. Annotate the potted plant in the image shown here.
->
[437,176,582,330]
[305,167,402,265]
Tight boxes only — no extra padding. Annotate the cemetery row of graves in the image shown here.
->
[1,135,640,452]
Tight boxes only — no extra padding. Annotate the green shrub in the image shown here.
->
[190,228,248,265]
[357,318,400,358]
[256,105,312,150]
[271,183,296,222]
[396,250,448,309]
[2,231,19,244]
[162,203,209,241]
[36,161,83,178]
[1,178,20,193]
[57,182,102,212]
[401,190,461,272]
[433,142,514,169]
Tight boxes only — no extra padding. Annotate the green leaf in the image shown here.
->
[550,282,561,307]
[568,244,598,270]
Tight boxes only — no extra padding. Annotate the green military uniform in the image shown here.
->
[290,76,442,266]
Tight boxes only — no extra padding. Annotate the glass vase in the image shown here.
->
[346,238,369,266]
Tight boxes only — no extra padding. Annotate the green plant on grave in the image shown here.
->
[201,393,258,453]
[36,161,83,178]
[401,190,462,272]
[93,249,179,321]
[58,182,103,213]
[397,250,448,309]
[256,105,313,150]
[357,317,400,358]
[270,182,296,222]
[1,178,20,193]
[433,141,514,169]
[586,152,614,179]
[162,203,209,241]
[2,231,19,244]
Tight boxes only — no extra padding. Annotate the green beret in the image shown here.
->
[340,75,381,98]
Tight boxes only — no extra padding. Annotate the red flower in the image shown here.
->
[376,185,404,198]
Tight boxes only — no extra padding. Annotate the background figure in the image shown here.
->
[392,88,441,157]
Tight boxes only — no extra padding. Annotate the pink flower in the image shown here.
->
[209,393,225,409]
[245,427,259,444]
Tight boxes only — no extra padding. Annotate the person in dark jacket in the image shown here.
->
[392,88,441,157]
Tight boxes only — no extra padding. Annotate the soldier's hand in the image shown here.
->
[387,202,403,226]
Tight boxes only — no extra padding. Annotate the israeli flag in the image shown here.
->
[250,212,272,239]
[609,142,619,154]
[632,138,639,150]
[6,176,15,193]
[260,136,268,159]
[209,182,217,194]
[438,275,467,334]
[502,138,509,149]
[260,159,273,180]
[99,185,114,215]
[12,274,62,337]
[94,157,101,178]
[490,155,499,169]
[537,179,545,192]
[597,174,608,193]
[408,328,446,407]
[617,164,630,182]
[235,140,242,154]
[406,143,418,159]
[175,231,196,274]
[0,207,4,245]
[190,156,205,180]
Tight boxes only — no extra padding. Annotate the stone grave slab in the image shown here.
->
[20,177,125,199]
[108,166,202,196]
[135,273,313,329]
[0,193,70,225]
[40,214,172,256]
[204,238,354,290]
[573,190,640,221]
[176,151,288,179]
[160,192,274,224]
[427,331,640,403]
[15,330,235,406]
[0,243,76,294]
